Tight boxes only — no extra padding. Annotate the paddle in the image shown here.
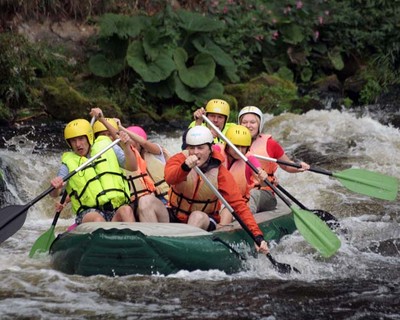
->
[28,191,68,258]
[254,154,398,201]
[276,184,340,230]
[0,138,121,244]
[194,166,299,274]
[28,116,97,257]
[202,115,341,258]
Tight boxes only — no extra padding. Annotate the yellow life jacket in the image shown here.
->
[249,134,278,189]
[168,160,220,223]
[144,152,170,200]
[62,136,130,214]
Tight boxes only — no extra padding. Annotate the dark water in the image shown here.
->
[0,109,399,319]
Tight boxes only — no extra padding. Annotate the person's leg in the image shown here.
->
[248,189,277,214]
[218,206,233,228]
[112,204,135,222]
[81,210,106,223]
[187,211,210,230]
[137,194,169,222]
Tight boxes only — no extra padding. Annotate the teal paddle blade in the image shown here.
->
[334,168,398,201]
[29,226,56,258]
[292,206,341,258]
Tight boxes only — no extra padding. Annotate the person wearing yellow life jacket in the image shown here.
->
[165,125,269,254]
[218,125,270,226]
[181,99,235,150]
[238,106,310,213]
[89,108,169,223]
[50,118,137,225]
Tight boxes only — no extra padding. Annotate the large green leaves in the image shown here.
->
[89,55,125,78]
[174,72,223,104]
[173,48,215,88]
[192,38,239,83]
[127,41,175,83]
[98,13,147,38]
[176,10,225,32]
[280,24,305,45]
[89,36,128,78]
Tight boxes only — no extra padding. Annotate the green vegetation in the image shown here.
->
[0,0,399,125]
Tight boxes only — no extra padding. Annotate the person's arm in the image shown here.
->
[117,131,138,171]
[267,138,310,173]
[217,165,264,239]
[90,107,119,139]
[119,124,161,155]
[164,152,193,185]
[50,165,69,197]
[193,107,206,126]
[278,153,310,172]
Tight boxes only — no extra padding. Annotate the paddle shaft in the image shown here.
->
[193,167,255,242]
[50,190,68,228]
[194,166,298,273]
[28,137,121,207]
[202,115,293,207]
[202,116,341,258]
[254,154,333,176]
[28,191,68,258]
[0,138,121,243]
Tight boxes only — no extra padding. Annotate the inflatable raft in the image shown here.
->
[50,200,295,276]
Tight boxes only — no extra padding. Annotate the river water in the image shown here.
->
[0,109,399,319]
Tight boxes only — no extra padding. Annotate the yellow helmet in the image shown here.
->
[205,99,230,118]
[64,119,94,147]
[92,118,118,135]
[225,125,252,147]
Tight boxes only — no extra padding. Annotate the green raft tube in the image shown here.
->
[49,200,296,276]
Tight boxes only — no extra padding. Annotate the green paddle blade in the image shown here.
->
[29,226,56,258]
[292,206,341,258]
[334,168,398,201]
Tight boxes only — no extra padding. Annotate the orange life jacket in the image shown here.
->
[168,164,220,224]
[144,151,169,200]
[125,146,156,201]
[219,147,251,201]
[249,134,278,190]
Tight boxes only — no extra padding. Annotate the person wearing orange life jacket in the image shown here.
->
[118,124,171,204]
[218,125,271,226]
[89,108,169,223]
[181,99,235,150]
[50,118,136,225]
[238,106,310,212]
[165,125,269,254]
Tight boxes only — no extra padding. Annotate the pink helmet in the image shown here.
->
[127,126,147,140]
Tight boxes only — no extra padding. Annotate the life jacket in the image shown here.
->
[168,152,220,223]
[144,152,170,200]
[62,136,130,214]
[125,146,156,201]
[219,147,251,201]
[249,134,278,190]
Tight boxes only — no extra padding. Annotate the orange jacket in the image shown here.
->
[164,150,264,239]
[125,146,156,201]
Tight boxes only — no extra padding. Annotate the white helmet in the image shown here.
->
[238,106,264,134]
[186,126,214,146]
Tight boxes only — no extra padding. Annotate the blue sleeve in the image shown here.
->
[113,144,125,167]
[58,164,69,178]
